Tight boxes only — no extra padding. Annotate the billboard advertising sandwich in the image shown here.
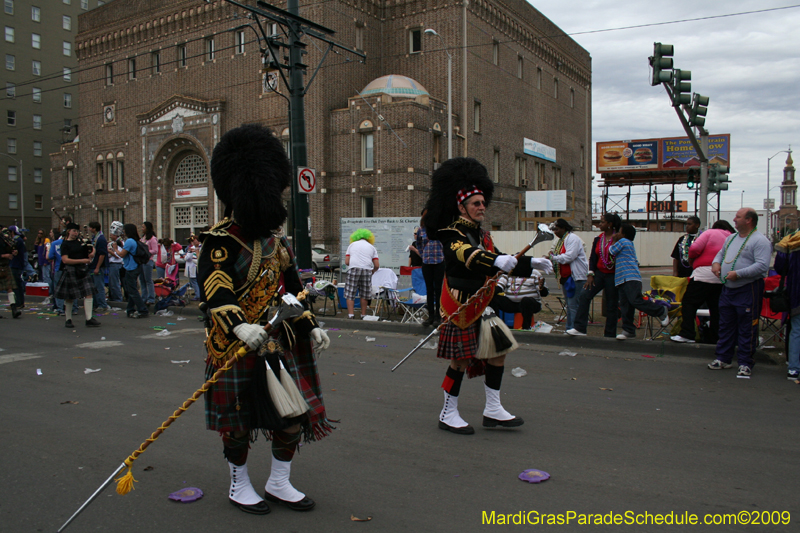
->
[597,134,730,173]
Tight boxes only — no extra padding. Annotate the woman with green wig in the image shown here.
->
[344,229,379,318]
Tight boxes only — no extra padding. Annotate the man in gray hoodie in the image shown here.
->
[708,208,772,378]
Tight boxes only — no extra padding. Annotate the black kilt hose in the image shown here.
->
[55,265,94,300]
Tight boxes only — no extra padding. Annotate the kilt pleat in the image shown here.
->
[0,264,16,292]
[55,265,94,300]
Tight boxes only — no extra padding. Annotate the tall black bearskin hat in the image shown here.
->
[423,157,494,235]
[211,124,292,239]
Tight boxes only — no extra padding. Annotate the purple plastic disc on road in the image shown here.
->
[168,487,204,502]
[519,469,550,483]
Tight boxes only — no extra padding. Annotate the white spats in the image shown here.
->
[228,462,264,506]
[439,391,470,428]
[483,384,515,421]
[265,457,305,503]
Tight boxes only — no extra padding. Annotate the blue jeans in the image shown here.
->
[189,276,200,299]
[53,270,79,313]
[155,266,165,279]
[139,259,155,303]
[789,314,800,373]
[91,272,108,309]
[41,263,52,287]
[108,262,123,301]
[564,278,586,331]
[125,265,148,315]
[715,280,764,369]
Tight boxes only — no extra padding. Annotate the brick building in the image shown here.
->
[51,0,591,250]
[776,151,797,236]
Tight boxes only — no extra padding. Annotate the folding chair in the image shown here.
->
[371,268,398,319]
[544,297,568,324]
[393,268,428,324]
[642,275,688,340]
[759,274,787,348]
[310,280,338,317]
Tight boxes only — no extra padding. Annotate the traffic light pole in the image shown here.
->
[699,132,708,229]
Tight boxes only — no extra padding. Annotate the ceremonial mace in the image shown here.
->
[57,293,307,533]
[391,224,555,372]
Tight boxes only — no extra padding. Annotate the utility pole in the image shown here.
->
[208,0,364,268]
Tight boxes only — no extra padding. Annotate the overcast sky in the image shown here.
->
[530,0,799,214]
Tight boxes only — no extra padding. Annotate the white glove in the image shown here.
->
[233,323,269,351]
[530,257,554,274]
[493,254,518,273]
[310,328,330,351]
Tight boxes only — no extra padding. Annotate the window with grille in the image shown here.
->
[32,33,40,49]
[7,138,16,153]
[4,1,13,16]
[63,15,71,31]
[64,93,72,108]
[8,166,17,181]
[7,110,15,126]
[5,26,14,43]
[33,114,41,129]
[9,193,18,209]
[33,141,42,156]
[174,154,208,186]
[63,41,71,56]
[31,6,40,21]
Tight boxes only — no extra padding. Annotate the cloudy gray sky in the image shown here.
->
[530,0,799,213]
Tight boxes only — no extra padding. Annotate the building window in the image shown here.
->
[106,161,114,190]
[63,67,71,81]
[63,0,70,4]
[5,82,14,98]
[492,40,499,66]
[8,166,17,181]
[473,101,481,133]
[433,134,441,164]
[62,15,71,30]
[63,41,71,56]
[4,26,14,42]
[32,60,40,75]
[537,67,542,90]
[355,23,364,51]
[4,1,12,15]
[580,145,585,168]
[361,197,374,218]
[660,221,667,230]
[517,55,523,79]
[95,160,103,189]
[553,167,562,189]
[205,37,215,61]
[235,30,245,54]
[149,51,160,74]
[409,28,421,54]
[81,0,88,9]
[33,141,42,156]
[280,128,290,156]
[117,159,125,189]
[9,193,18,210]
[570,88,575,108]
[554,78,558,99]
[33,114,41,129]
[515,157,527,187]
[361,132,374,171]
[34,168,42,183]
[174,154,209,186]
[64,93,72,108]
[105,63,113,85]
[493,150,500,183]
[67,166,74,195]
[32,87,41,103]
[31,6,40,21]
[31,32,40,49]
[5,54,14,70]
[7,138,16,153]
[34,194,43,210]
[7,110,15,126]
[128,58,136,79]
[116,208,125,224]
[178,44,187,67]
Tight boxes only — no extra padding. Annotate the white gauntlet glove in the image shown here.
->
[530,257,554,274]
[310,328,330,351]
[493,254,518,273]
[233,323,269,351]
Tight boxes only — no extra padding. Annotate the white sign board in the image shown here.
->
[524,138,557,163]
[526,190,568,211]
[175,187,208,199]
[764,198,775,210]
[340,217,420,273]
[298,167,316,194]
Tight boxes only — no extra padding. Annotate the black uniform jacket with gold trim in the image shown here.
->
[198,219,316,365]
[437,218,534,304]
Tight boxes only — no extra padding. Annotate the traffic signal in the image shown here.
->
[708,164,730,193]
[689,94,709,127]
[650,43,674,86]
[671,69,692,105]
[687,168,697,189]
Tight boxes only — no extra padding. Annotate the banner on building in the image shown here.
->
[596,134,730,173]
[524,138,557,163]
[175,187,208,199]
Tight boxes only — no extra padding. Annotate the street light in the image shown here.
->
[741,190,744,208]
[424,28,452,160]
[767,148,791,236]
[0,152,24,228]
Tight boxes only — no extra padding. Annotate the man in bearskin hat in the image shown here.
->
[423,157,552,435]
[0,225,22,318]
[199,124,331,514]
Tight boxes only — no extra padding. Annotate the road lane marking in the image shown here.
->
[0,353,42,365]
[75,341,125,349]
[140,328,205,339]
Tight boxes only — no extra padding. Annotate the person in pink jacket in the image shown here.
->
[671,220,734,344]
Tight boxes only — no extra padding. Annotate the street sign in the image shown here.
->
[297,167,316,194]
[764,199,775,210]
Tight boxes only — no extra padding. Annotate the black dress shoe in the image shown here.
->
[264,491,316,511]
[65,319,74,328]
[483,416,524,428]
[229,498,271,515]
[11,306,21,319]
[438,421,475,435]
[85,317,101,327]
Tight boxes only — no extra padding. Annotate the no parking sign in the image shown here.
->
[297,167,316,194]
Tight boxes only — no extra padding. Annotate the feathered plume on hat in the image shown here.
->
[423,157,494,235]
[211,124,292,240]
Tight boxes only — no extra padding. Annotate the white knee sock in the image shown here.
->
[84,298,93,321]
[65,300,73,321]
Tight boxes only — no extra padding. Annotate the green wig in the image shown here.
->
[350,228,375,245]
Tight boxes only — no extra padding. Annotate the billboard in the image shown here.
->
[597,134,730,173]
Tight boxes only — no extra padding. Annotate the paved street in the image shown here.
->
[1,308,798,532]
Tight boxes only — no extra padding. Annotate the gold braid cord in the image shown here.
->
[114,344,252,495]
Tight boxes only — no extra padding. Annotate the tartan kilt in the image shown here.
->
[344,268,372,300]
[437,321,480,360]
[204,349,257,434]
[0,263,16,292]
[55,265,94,300]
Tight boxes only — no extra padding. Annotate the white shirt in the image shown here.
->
[551,232,589,281]
[185,245,198,278]
[346,239,379,270]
